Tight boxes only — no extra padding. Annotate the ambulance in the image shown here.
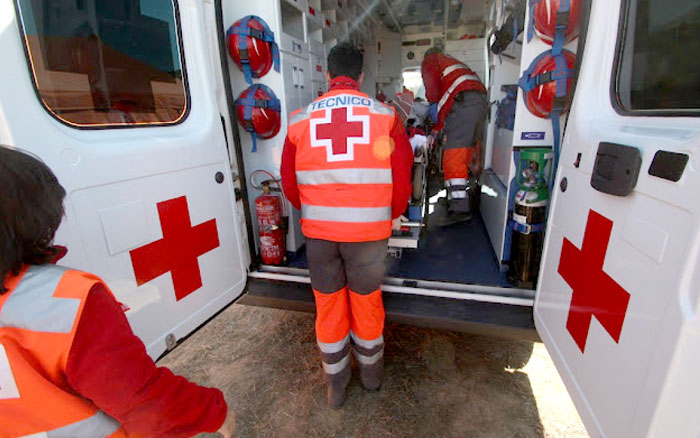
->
[0,0,698,435]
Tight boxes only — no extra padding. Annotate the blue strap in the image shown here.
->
[553,53,568,98]
[518,50,573,192]
[234,84,281,153]
[550,111,562,190]
[527,0,571,51]
[512,220,547,234]
[517,50,551,92]
[248,15,280,75]
[512,14,519,55]
[518,50,573,95]
[227,16,280,85]
[527,0,540,42]
[551,0,571,56]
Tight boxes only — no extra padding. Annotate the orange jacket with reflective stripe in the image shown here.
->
[287,87,397,242]
[0,265,128,438]
[421,53,486,131]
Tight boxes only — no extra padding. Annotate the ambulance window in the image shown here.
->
[15,0,188,128]
[614,0,700,113]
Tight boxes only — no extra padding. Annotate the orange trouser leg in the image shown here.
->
[313,287,351,376]
[443,147,474,213]
[443,147,474,180]
[348,289,385,346]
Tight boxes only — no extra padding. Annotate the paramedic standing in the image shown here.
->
[281,42,412,408]
[0,146,236,437]
[421,47,488,218]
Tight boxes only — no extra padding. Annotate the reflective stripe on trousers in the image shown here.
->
[296,168,392,185]
[302,205,391,223]
[351,331,384,365]
[437,74,482,114]
[446,178,468,200]
[19,411,121,438]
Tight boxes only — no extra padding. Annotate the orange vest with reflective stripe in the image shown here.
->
[0,265,128,438]
[288,88,397,242]
[422,53,486,130]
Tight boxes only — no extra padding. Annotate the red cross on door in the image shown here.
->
[558,210,631,353]
[130,196,220,301]
[310,106,369,162]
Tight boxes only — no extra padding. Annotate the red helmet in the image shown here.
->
[235,84,281,151]
[532,0,582,46]
[227,16,280,84]
[519,49,576,118]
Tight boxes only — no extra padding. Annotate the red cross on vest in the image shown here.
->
[310,106,369,162]
[558,210,631,353]
[130,196,220,301]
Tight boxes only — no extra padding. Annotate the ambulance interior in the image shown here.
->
[228,0,575,295]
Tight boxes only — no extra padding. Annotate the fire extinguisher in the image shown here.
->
[251,170,287,265]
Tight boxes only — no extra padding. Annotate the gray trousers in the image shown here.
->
[307,238,388,295]
[443,91,488,150]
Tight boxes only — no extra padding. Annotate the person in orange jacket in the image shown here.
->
[281,42,413,408]
[421,47,488,220]
[0,145,236,438]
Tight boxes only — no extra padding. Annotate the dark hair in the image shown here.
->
[0,146,66,292]
[327,42,364,81]
[424,46,443,58]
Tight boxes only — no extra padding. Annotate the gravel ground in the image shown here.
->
[159,303,588,438]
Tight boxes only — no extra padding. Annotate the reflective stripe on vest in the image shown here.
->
[302,205,391,223]
[437,73,483,114]
[442,63,472,78]
[296,168,392,185]
[0,265,78,333]
[22,410,121,438]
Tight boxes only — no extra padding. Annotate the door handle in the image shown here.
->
[293,66,298,88]
[299,68,305,89]
[590,142,641,197]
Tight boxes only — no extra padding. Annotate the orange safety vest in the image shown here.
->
[288,88,397,242]
[0,265,128,438]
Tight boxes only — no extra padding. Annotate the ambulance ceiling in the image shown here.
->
[372,0,491,35]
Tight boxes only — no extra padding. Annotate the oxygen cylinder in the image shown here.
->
[508,148,553,288]
[509,190,548,288]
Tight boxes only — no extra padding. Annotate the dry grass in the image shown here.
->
[158,304,587,438]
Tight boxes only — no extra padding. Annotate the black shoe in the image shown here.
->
[326,366,351,409]
[436,211,472,227]
[358,357,384,391]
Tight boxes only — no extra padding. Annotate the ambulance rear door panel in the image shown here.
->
[1,0,247,359]
[535,0,700,436]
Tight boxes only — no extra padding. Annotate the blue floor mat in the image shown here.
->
[286,213,511,288]
[386,213,511,287]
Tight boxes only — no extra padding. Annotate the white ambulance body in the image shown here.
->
[0,0,698,436]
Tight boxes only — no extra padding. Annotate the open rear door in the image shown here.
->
[536,0,700,436]
[0,0,247,358]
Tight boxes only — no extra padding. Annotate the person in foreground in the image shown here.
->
[0,145,235,437]
[281,42,413,408]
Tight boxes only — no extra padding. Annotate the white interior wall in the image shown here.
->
[480,0,580,263]
[224,0,373,256]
